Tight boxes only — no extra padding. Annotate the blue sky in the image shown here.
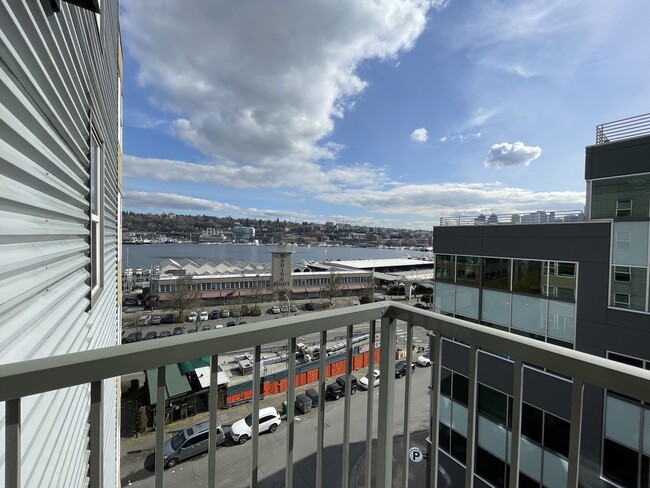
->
[120,0,650,230]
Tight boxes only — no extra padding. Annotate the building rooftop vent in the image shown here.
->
[596,113,650,144]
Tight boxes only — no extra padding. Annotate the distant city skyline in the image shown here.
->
[120,0,650,229]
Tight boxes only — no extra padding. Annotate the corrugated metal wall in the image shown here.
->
[0,1,121,486]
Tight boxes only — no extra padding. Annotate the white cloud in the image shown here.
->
[410,128,428,142]
[484,142,541,168]
[122,0,442,172]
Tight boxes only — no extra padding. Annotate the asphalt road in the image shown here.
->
[120,359,434,487]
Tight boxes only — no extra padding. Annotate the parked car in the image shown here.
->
[326,375,358,400]
[215,324,224,329]
[172,326,184,336]
[122,332,139,344]
[226,321,237,327]
[290,305,298,312]
[187,329,197,334]
[150,315,163,325]
[187,312,198,322]
[271,306,281,314]
[163,420,225,468]
[221,309,230,318]
[158,330,172,338]
[201,324,212,332]
[162,314,175,324]
[395,360,415,378]
[359,370,380,389]
[304,303,316,311]
[142,331,158,341]
[280,305,289,313]
[230,407,281,444]
[417,353,432,367]
[199,311,209,321]
[209,310,220,320]
[137,315,151,326]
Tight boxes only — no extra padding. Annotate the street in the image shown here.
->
[120,356,433,487]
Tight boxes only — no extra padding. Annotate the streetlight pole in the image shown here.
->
[282,293,291,316]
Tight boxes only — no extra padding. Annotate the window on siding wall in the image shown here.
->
[613,293,630,308]
[615,267,632,282]
[616,199,632,217]
[89,128,103,297]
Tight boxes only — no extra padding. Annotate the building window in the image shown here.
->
[556,262,575,278]
[435,255,455,282]
[512,260,543,296]
[456,256,480,285]
[614,293,630,308]
[616,199,633,217]
[616,231,632,250]
[483,258,511,291]
[614,267,632,283]
[89,127,103,297]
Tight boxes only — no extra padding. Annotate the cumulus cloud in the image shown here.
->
[122,0,442,175]
[410,128,428,142]
[484,142,541,168]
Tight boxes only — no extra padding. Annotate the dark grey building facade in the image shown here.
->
[432,117,650,488]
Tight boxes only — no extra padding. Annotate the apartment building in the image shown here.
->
[0,1,122,486]
[431,114,650,488]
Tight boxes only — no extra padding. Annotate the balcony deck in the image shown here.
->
[1,302,649,488]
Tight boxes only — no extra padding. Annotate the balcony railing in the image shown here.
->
[1,302,650,488]
[439,210,585,227]
[596,112,650,144]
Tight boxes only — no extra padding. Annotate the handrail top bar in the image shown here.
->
[0,302,649,403]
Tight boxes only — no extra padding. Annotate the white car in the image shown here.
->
[230,407,281,444]
[417,353,432,367]
[199,311,209,321]
[187,312,198,322]
[221,309,230,318]
[271,306,281,314]
[359,370,380,389]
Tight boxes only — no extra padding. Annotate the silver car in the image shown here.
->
[163,420,225,468]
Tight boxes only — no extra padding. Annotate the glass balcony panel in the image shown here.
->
[478,414,507,461]
[482,289,511,327]
[440,395,452,426]
[434,282,455,313]
[451,400,468,436]
[542,450,568,488]
[612,221,649,266]
[606,395,642,450]
[511,294,546,337]
[519,437,543,482]
[644,408,650,455]
[455,285,479,319]
[547,300,575,343]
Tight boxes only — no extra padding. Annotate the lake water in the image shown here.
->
[123,243,431,270]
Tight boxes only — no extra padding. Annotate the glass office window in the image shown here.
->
[542,451,568,488]
[512,259,543,296]
[483,258,511,290]
[436,254,455,281]
[456,256,480,285]
[434,282,455,313]
[455,285,479,319]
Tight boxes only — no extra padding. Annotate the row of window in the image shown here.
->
[439,369,570,488]
[603,353,650,488]
[293,276,369,286]
[435,256,577,302]
[434,284,575,347]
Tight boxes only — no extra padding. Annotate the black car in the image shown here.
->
[158,330,172,338]
[172,326,184,336]
[395,360,415,378]
[209,310,220,320]
[326,375,357,400]
[142,331,158,341]
[226,321,237,327]
[162,314,175,324]
[304,303,316,311]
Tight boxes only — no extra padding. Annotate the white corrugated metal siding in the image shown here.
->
[0,1,121,486]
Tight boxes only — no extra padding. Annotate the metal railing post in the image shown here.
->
[208,354,219,487]
[251,345,261,488]
[5,398,21,488]
[365,320,376,488]
[567,379,585,487]
[400,323,414,488]
[465,345,478,488]
[286,337,297,488]
[155,366,166,488]
[509,359,524,488]
[429,332,442,488]
[316,330,327,488]
[89,380,103,488]
[342,324,354,488]
[377,315,397,487]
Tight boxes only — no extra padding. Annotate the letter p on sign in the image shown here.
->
[408,447,424,463]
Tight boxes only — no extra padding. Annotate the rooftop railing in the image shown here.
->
[439,210,585,227]
[1,302,649,487]
[596,112,650,144]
